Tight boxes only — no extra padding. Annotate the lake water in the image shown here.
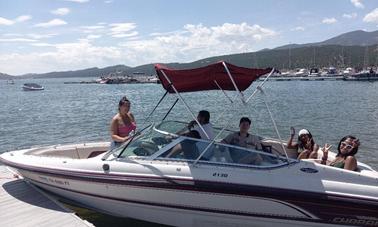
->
[1,78,377,226]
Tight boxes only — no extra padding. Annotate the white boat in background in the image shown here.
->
[1,62,378,227]
[344,68,378,81]
[308,68,320,77]
[342,67,354,76]
[294,68,308,77]
[22,83,44,91]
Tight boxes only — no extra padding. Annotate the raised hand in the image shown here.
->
[352,139,360,148]
[188,120,196,129]
[322,143,332,160]
[290,127,295,137]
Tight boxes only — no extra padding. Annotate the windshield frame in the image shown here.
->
[108,120,298,169]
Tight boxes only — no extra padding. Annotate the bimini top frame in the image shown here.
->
[141,61,291,164]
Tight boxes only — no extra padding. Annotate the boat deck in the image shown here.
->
[0,165,93,227]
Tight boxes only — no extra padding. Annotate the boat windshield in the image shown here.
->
[111,121,293,168]
[155,137,290,168]
[112,124,175,158]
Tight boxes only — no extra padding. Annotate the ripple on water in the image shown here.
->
[0,79,377,168]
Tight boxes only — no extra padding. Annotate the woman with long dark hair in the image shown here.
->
[321,135,360,171]
[287,127,319,159]
[110,96,136,149]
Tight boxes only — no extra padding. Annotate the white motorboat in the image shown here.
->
[343,68,378,81]
[22,83,44,91]
[1,62,378,227]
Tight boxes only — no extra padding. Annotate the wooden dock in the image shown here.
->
[0,165,94,227]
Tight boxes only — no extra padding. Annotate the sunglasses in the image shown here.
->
[340,142,353,150]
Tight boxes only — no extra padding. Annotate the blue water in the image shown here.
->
[1,78,377,169]
[1,78,378,226]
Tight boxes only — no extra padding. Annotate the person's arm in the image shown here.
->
[110,117,129,143]
[320,144,332,165]
[221,133,232,144]
[176,120,194,135]
[297,150,310,160]
[287,127,297,149]
[254,136,263,150]
[344,156,357,171]
[309,143,320,159]
[166,144,183,158]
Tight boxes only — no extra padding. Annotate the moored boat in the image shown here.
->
[343,69,378,81]
[22,83,44,91]
[1,61,377,227]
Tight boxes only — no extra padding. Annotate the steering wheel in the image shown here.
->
[133,141,158,156]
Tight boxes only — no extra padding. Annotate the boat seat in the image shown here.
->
[210,145,233,163]
[87,150,107,158]
[260,139,298,159]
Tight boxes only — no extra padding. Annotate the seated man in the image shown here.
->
[188,110,215,140]
[166,130,201,160]
[222,117,262,164]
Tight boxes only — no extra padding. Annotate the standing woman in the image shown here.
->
[110,96,136,148]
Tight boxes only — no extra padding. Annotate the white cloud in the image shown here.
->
[0,22,278,75]
[15,15,32,22]
[350,0,364,9]
[112,31,138,38]
[0,40,121,75]
[51,8,70,16]
[81,25,105,30]
[0,15,31,25]
[80,25,105,33]
[30,43,56,47]
[118,22,277,66]
[2,33,57,39]
[0,38,36,42]
[363,8,378,23]
[27,33,58,39]
[322,17,337,24]
[34,19,67,28]
[104,0,113,3]
[0,17,14,25]
[86,34,102,39]
[109,23,137,37]
[291,26,305,31]
[64,0,89,3]
[342,13,357,19]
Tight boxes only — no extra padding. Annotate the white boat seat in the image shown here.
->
[210,145,233,163]
[260,139,298,159]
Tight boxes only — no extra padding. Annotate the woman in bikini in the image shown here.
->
[321,135,360,171]
[110,96,136,149]
[287,127,319,159]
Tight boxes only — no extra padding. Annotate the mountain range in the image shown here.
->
[1,29,378,80]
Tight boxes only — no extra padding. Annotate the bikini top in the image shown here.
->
[118,121,136,137]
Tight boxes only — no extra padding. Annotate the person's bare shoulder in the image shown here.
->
[345,156,357,162]
[111,114,121,123]
[129,112,135,121]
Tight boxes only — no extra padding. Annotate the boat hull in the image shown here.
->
[4,161,378,227]
[1,141,378,227]
[9,168,336,227]
[22,86,44,91]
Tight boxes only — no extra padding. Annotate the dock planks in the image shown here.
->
[0,165,93,227]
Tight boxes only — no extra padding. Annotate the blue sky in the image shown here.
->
[1,0,378,75]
